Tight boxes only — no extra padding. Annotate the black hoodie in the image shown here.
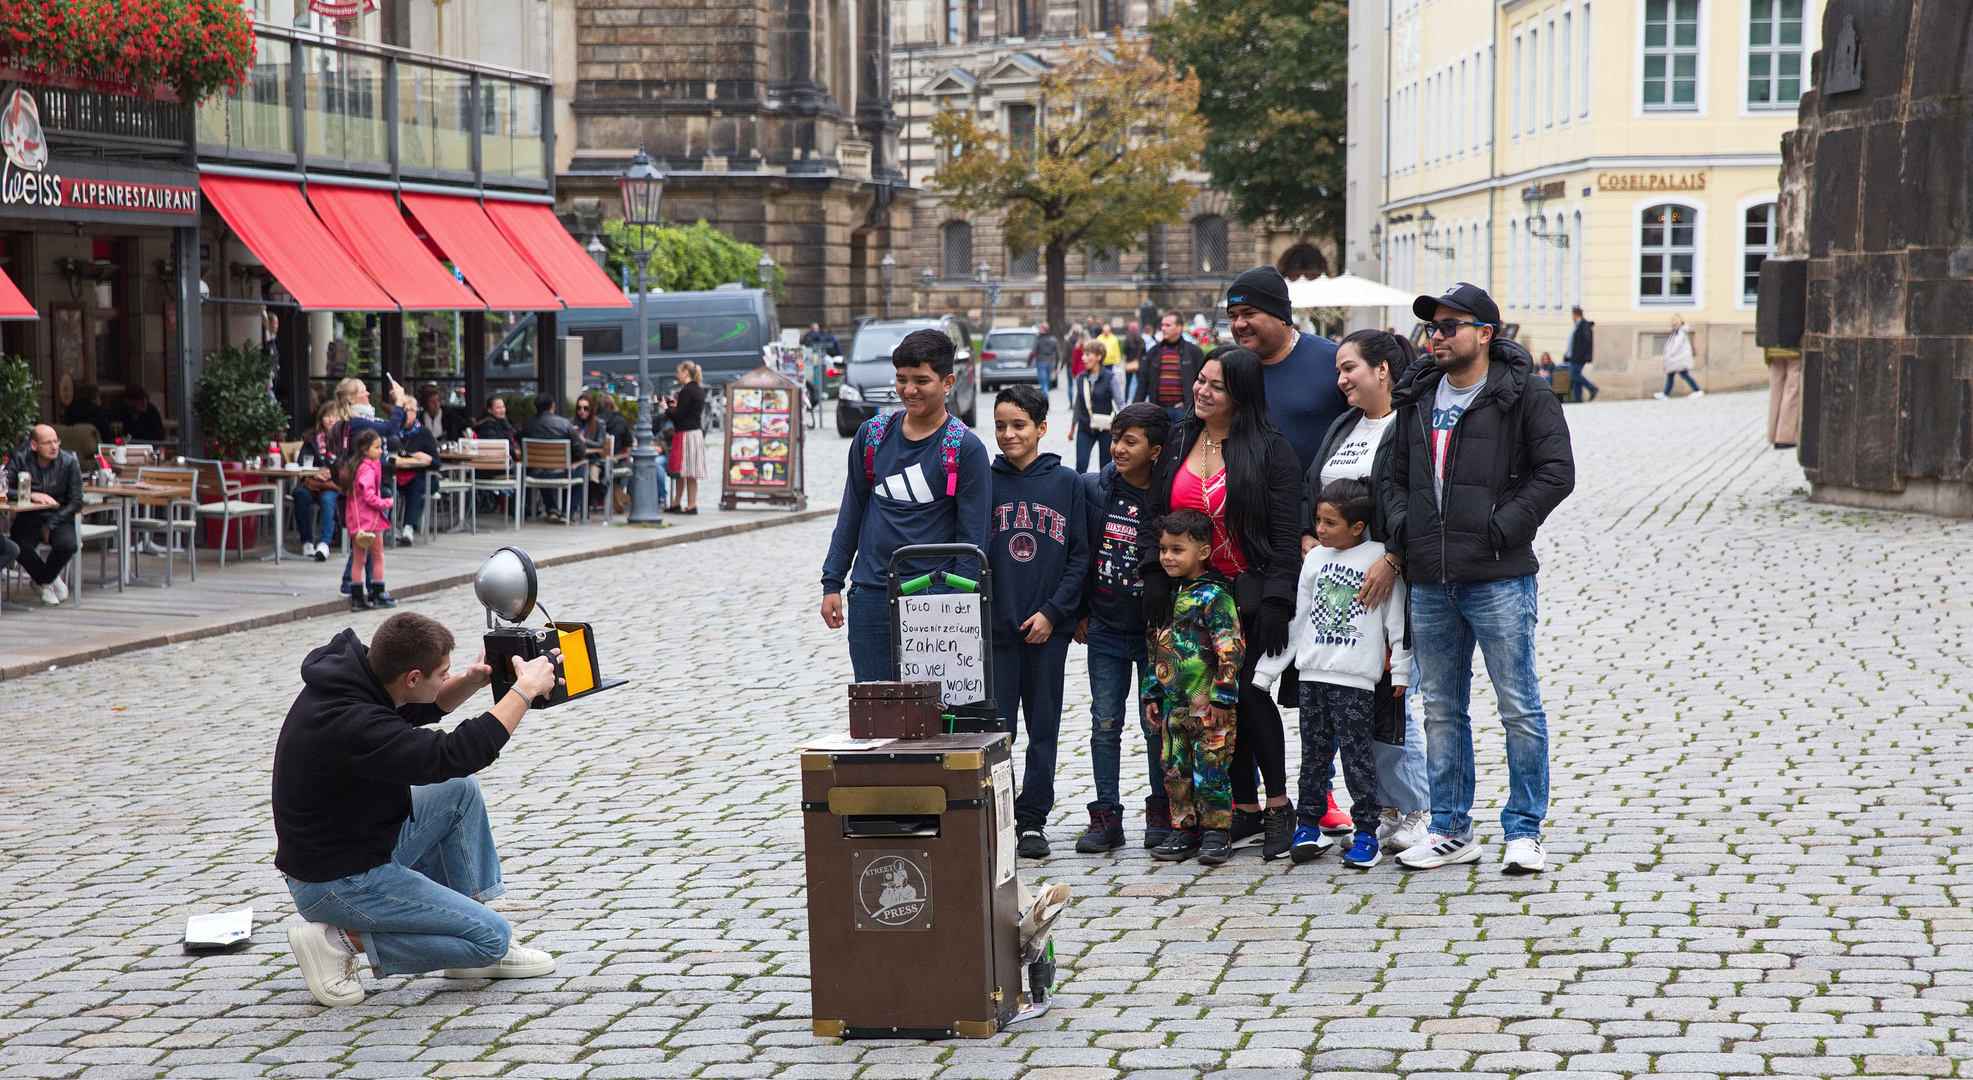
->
[271,628,511,882]
[1380,337,1575,584]
[988,451,1090,639]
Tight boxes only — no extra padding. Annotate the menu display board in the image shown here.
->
[719,365,807,510]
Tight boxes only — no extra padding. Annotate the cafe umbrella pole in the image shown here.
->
[885,543,996,732]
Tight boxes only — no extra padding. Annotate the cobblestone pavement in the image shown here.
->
[2,389,1971,1080]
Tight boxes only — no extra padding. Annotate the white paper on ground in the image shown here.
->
[184,907,253,948]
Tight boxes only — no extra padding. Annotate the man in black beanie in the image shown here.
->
[1225,266,1346,472]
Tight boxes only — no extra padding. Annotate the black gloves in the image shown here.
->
[1253,596,1294,658]
[1141,568,1174,628]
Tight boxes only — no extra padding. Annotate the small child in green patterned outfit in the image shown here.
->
[1142,509,1245,866]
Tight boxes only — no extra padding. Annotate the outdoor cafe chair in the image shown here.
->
[68,501,126,605]
[134,467,198,585]
[519,439,586,525]
[185,458,280,568]
[466,444,521,531]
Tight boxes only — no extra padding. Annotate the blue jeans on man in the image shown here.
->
[1036,361,1054,394]
[292,487,339,549]
[845,586,892,683]
[1566,360,1598,402]
[994,633,1072,826]
[399,471,436,535]
[1086,625,1158,814]
[285,776,510,976]
[1408,575,1550,841]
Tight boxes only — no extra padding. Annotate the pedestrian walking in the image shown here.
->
[1033,320,1060,392]
[1564,307,1599,402]
[1655,318,1705,399]
[1143,508,1245,866]
[1255,477,1411,869]
[1141,347,1304,860]
[1069,362,1116,472]
[1134,310,1204,425]
[987,384,1090,859]
[1073,402,1171,852]
[1301,329,1431,854]
[820,329,992,683]
[1382,282,1574,873]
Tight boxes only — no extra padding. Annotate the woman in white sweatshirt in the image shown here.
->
[1654,318,1705,399]
[1255,477,1411,868]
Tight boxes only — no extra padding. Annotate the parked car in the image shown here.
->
[836,315,980,437]
[979,328,1041,388]
[486,288,780,394]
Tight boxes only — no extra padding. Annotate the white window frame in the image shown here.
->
[1743,0,1809,113]
[1736,194,1780,308]
[1639,0,1706,115]
[1508,219,1521,308]
[1478,48,1489,152]
[1559,10,1573,123]
[1511,35,1524,139]
[1525,25,1539,135]
[1633,197,1705,310]
[1571,207,1584,307]
[1579,3,1593,118]
[1543,17,1557,129]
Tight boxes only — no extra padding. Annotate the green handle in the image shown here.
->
[899,573,934,595]
[941,572,980,593]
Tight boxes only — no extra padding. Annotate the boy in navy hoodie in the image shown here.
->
[989,383,1090,859]
[1073,402,1170,853]
[821,330,992,681]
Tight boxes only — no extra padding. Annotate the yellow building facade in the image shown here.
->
[1350,0,1820,397]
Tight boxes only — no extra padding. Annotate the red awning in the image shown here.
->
[484,200,630,309]
[200,175,396,311]
[308,184,485,311]
[0,272,32,319]
[399,192,562,311]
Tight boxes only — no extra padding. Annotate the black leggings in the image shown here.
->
[1231,617,1288,804]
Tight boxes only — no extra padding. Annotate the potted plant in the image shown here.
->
[0,354,40,468]
[192,343,289,547]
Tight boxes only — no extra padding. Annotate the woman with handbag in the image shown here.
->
[293,400,342,562]
[1069,357,1116,472]
[1140,346,1304,861]
[663,361,710,514]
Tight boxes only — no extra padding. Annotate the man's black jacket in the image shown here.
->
[1132,336,1204,411]
[271,629,509,882]
[1379,338,1574,584]
[1567,319,1594,364]
[10,449,84,529]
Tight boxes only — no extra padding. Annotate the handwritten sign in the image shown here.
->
[896,593,986,705]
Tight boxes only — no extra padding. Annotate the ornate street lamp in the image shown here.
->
[586,235,607,272]
[1419,207,1456,261]
[618,142,667,524]
[756,251,776,289]
[879,252,896,319]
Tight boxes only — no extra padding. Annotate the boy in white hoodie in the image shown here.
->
[1255,478,1411,869]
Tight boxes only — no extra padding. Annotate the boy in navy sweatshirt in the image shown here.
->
[989,383,1090,858]
[1073,402,1170,853]
[821,330,992,682]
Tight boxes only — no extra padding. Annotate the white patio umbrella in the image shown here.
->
[1286,273,1421,310]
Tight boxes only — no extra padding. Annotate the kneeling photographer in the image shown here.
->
[272,612,562,1007]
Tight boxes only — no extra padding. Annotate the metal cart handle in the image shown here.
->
[885,544,995,728]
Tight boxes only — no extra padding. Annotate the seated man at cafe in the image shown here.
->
[518,394,586,521]
[119,385,168,442]
[275,612,562,1007]
[7,424,85,607]
[393,404,441,545]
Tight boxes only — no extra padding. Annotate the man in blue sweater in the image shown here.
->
[821,329,992,682]
[1226,266,1348,473]
[987,383,1090,859]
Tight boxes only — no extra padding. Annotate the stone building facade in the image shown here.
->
[891,0,1334,332]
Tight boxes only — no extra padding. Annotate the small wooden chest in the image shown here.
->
[847,681,944,739]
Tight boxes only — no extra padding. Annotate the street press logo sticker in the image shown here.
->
[854,853,932,930]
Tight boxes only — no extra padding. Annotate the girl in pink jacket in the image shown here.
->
[341,429,395,611]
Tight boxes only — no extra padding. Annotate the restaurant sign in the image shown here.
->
[1,87,198,225]
[1596,171,1708,192]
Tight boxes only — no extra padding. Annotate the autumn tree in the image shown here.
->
[930,37,1205,344]
[1153,0,1348,257]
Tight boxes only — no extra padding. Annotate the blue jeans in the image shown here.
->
[1664,370,1701,395]
[1075,429,1111,472]
[994,632,1072,825]
[399,472,435,532]
[1376,668,1430,813]
[845,586,892,683]
[285,777,511,977]
[292,487,339,547]
[1409,575,1550,841]
[1036,361,1053,392]
[1567,360,1598,401]
[1086,625,1155,813]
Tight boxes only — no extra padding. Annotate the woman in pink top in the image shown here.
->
[340,428,396,612]
[1142,347,1305,860]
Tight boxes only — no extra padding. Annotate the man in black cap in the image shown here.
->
[1377,281,1573,876]
[1224,266,1346,471]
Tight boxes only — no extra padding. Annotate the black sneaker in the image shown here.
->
[1074,804,1125,853]
[1150,828,1201,862]
[1262,804,1295,861]
[1142,801,1173,849]
[1016,823,1050,859]
[1197,829,1233,866]
[1229,808,1264,849]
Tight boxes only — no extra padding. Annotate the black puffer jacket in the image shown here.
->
[1140,417,1304,610]
[1380,338,1574,584]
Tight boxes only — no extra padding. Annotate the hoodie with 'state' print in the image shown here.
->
[987,451,1090,639]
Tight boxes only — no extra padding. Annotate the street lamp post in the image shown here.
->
[587,235,607,272]
[919,267,935,315]
[879,252,896,319]
[976,262,999,332]
[618,143,667,525]
[756,251,776,291]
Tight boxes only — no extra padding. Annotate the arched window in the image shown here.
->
[1278,244,1326,279]
[1639,203,1697,302]
[942,221,973,279]
[1551,213,1566,309]
[1193,215,1228,275]
[1741,201,1776,302]
[1009,244,1039,277]
[1571,209,1584,306]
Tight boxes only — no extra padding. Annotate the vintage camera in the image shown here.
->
[475,546,621,708]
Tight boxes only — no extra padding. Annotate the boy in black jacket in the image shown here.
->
[273,613,562,1007]
[989,384,1090,859]
[1073,403,1169,852]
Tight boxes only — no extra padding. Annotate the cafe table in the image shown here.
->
[82,480,189,586]
[234,464,320,564]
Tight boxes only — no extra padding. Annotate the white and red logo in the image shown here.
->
[2,89,48,172]
[1009,533,1037,563]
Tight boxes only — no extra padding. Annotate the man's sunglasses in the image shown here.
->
[1427,319,1490,338]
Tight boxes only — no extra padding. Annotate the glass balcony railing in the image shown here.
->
[197,23,550,189]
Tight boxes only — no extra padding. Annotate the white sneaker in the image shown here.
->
[36,583,59,607]
[402,525,416,542]
[51,576,68,601]
[287,924,366,1007]
[1396,830,1484,869]
[1384,809,1431,853]
[1502,837,1546,874]
[1652,392,1668,400]
[1690,389,1706,398]
[300,542,316,558]
[1373,808,1401,845]
[444,943,555,980]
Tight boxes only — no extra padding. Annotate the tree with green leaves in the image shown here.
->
[0,355,41,458]
[598,219,784,298]
[1154,0,1349,257]
[930,37,1205,342]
